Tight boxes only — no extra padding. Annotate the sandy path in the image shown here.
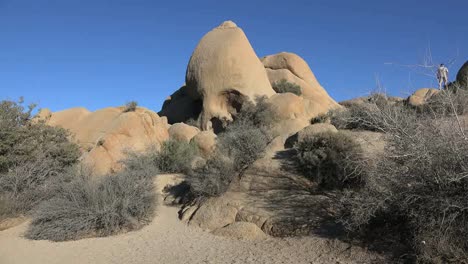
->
[0,176,382,264]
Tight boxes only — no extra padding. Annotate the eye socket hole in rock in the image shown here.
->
[223,89,247,114]
[208,89,249,133]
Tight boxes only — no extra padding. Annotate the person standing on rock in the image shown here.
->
[437,63,449,90]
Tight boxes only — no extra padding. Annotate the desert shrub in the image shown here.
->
[188,97,275,197]
[156,140,198,173]
[272,79,302,96]
[26,165,157,241]
[189,154,236,197]
[329,93,416,133]
[420,86,468,117]
[124,140,198,174]
[338,94,468,262]
[295,131,364,189]
[0,99,80,218]
[218,127,269,172]
[123,101,138,112]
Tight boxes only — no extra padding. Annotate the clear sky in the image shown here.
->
[1,0,467,112]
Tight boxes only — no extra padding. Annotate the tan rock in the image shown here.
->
[33,108,52,123]
[168,123,200,142]
[46,106,169,175]
[184,21,275,130]
[268,93,305,120]
[191,131,217,157]
[211,222,267,240]
[188,196,238,231]
[267,93,310,137]
[407,88,439,106]
[261,52,340,118]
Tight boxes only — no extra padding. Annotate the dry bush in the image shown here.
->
[123,101,138,112]
[295,131,364,189]
[26,165,157,241]
[328,93,414,133]
[337,93,468,262]
[154,140,198,174]
[188,97,275,197]
[0,99,80,218]
[125,140,198,175]
[188,154,235,197]
[272,79,302,96]
[420,86,468,117]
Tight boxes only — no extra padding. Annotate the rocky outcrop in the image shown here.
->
[191,131,217,158]
[267,93,310,137]
[456,61,468,88]
[261,52,340,118]
[44,106,169,175]
[407,88,439,107]
[168,123,200,142]
[160,21,275,132]
[181,128,386,237]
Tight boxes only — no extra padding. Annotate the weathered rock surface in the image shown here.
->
[161,21,275,131]
[407,88,439,106]
[456,61,468,87]
[43,106,169,175]
[186,195,240,231]
[261,52,340,118]
[184,130,385,237]
[191,131,217,158]
[168,123,200,142]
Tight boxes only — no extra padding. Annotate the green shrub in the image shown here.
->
[0,99,80,218]
[272,79,302,96]
[295,131,364,189]
[123,101,138,112]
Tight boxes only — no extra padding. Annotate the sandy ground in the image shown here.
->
[0,175,382,264]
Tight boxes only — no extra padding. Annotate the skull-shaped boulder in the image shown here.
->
[161,21,275,132]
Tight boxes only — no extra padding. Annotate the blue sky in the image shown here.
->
[0,0,466,112]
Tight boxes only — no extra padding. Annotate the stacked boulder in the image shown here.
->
[160,21,340,136]
[38,106,169,175]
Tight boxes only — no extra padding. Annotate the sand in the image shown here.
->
[0,175,382,264]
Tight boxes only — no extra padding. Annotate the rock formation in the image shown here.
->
[261,52,340,118]
[168,123,200,142]
[42,106,169,175]
[160,21,275,132]
[191,131,217,158]
[407,88,439,107]
[180,127,385,237]
[456,61,468,88]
